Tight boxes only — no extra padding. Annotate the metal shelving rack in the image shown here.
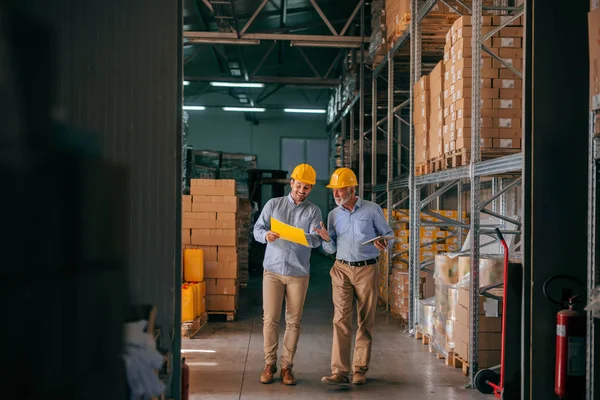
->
[326,0,525,387]
[587,110,599,400]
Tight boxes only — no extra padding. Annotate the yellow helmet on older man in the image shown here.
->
[290,163,317,185]
[326,168,358,189]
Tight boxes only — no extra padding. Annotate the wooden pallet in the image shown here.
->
[181,312,208,339]
[415,328,431,346]
[444,148,521,169]
[415,163,431,176]
[452,353,470,376]
[429,156,445,173]
[208,310,237,321]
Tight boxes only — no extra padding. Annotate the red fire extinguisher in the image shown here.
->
[555,296,586,399]
[544,276,587,400]
[181,357,190,400]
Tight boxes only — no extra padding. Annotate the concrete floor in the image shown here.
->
[183,253,490,400]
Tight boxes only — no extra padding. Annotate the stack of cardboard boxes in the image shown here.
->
[183,179,240,313]
[429,62,446,160]
[414,76,431,168]
[453,287,503,368]
[237,199,252,286]
[442,15,524,155]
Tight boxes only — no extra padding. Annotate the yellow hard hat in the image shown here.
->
[290,163,316,185]
[326,168,358,189]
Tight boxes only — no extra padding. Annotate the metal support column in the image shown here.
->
[492,177,499,214]
[341,115,347,167]
[407,0,421,333]
[588,112,599,400]
[358,3,365,198]
[371,74,377,202]
[386,53,394,312]
[468,0,482,386]
[349,110,354,168]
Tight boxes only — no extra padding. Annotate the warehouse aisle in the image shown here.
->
[184,252,489,400]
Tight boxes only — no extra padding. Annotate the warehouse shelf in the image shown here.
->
[327,0,524,387]
[588,111,599,400]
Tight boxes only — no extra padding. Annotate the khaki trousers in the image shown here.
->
[330,260,379,377]
[263,270,310,368]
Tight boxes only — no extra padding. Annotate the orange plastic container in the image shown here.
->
[181,284,195,322]
[190,283,200,317]
[198,281,206,315]
[184,249,205,282]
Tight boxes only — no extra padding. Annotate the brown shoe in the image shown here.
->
[260,364,277,384]
[320,373,350,385]
[281,368,297,385]
[352,372,367,385]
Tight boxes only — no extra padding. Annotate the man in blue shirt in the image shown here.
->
[314,167,393,386]
[253,164,323,386]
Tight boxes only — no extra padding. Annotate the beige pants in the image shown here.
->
[263,270,310,368]
[330,260,379,377]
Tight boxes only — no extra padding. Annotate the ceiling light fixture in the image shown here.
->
[210,82,265,88]
[284,108,327,114]
[290,40,361,49]
[183,105,206,111]
[223,107,266,112]
[183,80,191,86]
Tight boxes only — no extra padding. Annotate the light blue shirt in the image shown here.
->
[322,198,393,262]
[253,194,323,277]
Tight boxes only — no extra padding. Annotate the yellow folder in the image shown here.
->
[270,217,309,247]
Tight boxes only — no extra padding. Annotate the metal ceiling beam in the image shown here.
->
[185,31,367,44]
[240,0,270,35]
[296,47,321,78]
[252,41,277,76]
[340,0,363,37]
[308,0,338,36]
[185,75,340,87]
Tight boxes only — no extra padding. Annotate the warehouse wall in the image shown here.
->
[187,111,331,216]
[16,1,183,397]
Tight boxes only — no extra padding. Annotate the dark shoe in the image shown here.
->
[352,372,367,385]
[260,364,277,384]
[320,373,350,385]
[281,368,297,385]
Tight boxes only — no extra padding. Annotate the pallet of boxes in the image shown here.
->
[183,179,240,321]
[416,15,524,174]
[425,253,504,373]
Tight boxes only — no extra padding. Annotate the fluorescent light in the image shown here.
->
[284,108,327,114]
[181,349,216,353]
[223,107,266,112]
[186,362,218,367]
[183,81,191,86]
[210,82,265,88]
[183,105,206,111]
[290,40,361,49]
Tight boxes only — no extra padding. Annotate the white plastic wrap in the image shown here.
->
[418,297,435,337]
[585,285,600,318]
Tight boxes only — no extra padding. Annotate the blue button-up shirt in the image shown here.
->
[322,198,393,262]
[253,194,323,277]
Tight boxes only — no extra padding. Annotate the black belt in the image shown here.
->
[337,258,378,267]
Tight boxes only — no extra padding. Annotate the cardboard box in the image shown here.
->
[206,294,237,311]
[206,278,238,295]
[183,211,217,220]
[455,67,499,80]
[455,306,503,333]
[455,117,495,129]
[498,47,523,59]
[454,87,499,102]
[493,98,522,109]
[497,109,522,119]
[183,195,192,212]
[454,98,494,110]
[183,219,217,229]
[499,68,521,79]
[494,138,521,149]
[182,229,191,245]
[190,179,236,196]
[497,128,522,139]
[457,127,498,139]
[498,27,524,37]
[205,261,238,279]
[215,219,237,229]
[453,57,494,71]
[492,15,523,26]
[492,37,523,48]
[454,339,502,367]
[218,246,238,262]
[497,118,521,129]
[492,79,522,89]
[499,88,523,99]
[456,137,494,149]
[492,58,523,69]
[191,228,237,246]
[192,200,238,213]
